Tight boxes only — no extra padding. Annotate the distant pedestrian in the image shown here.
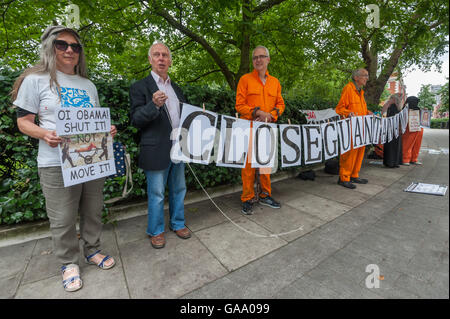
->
[12,25,117,292]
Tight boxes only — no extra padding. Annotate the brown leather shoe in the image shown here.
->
[171,227,191,239]
[150,233,165,249]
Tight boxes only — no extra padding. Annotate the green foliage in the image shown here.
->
[418,84,437,110]
[0,67,336,225]
[1,0,447,106]
[430,118,449,129]
[438,80,449,113]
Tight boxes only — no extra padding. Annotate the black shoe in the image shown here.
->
[259,196,281,208]
[259,196,281,209]
[350,177,368,184]
[337,178,356,189]
[242,200,254,215]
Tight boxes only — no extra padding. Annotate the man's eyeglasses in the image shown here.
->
[54,40,82,54]
[253,55,268,60]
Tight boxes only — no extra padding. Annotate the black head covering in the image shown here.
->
[405,96,420,110]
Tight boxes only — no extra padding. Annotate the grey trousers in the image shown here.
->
[38,166,106,265]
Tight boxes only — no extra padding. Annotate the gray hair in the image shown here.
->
[390,93,403,110]
[148,41,172,61]
[351,68,367,80]
[11,25,87,101]
[252,45,270,58]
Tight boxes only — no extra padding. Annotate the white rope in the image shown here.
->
[187,163,304,239]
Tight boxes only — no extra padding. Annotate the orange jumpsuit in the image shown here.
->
[335,82,369,182]
[402,125,424,163]
[235,69,285,202]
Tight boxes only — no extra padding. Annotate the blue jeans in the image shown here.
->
[144,162,186,236]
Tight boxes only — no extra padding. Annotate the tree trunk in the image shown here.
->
[236,0,252,83]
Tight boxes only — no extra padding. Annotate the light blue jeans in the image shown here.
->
[144,162,186,236]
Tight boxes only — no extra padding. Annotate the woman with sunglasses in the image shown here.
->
[11,25,117,293]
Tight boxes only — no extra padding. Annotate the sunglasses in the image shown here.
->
[53,40,82,53]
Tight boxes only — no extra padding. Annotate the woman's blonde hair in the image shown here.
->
[11,25,87,102]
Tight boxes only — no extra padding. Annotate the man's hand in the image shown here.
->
[255,110,274,122]
[152,90,168,107]
[110,125,117,139]
[43,130,62,148]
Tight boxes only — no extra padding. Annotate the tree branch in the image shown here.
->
[185,69,221,83]
[252,0,286,15]
[148,0,237,89]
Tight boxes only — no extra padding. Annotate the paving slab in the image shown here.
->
[273,275,345,299]
[246,203,326,242]
[0,275,21,299]
[120,234,228,299]
[0,241,35,280]
[305,265,383,299]
[184,198,242,232]
[300,181,371,207]
[15,262,129,299]
[285,193,353,221]
[194,216,287,271]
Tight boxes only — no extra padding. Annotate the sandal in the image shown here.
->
[85,250,115,270]
[61,264,83,292]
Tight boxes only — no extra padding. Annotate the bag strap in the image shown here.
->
[104,152,133,205]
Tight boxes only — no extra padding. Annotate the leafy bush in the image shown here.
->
[0,68,337,225]
[430,118,449,129]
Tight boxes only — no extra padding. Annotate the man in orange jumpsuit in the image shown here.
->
[335,68,371,189]
[401,96,424,165]
[235,45,285,215]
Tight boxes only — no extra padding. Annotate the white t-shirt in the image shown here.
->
[13,71,100,167]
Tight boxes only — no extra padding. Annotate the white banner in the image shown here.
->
[381,117,388,144]
[171,103,218,164]
[215,115,250,168]
[372,116,382,145]
[251,121,278,168]
[280,124,302,168]
[387,116,394,143]
[302,124,323,165]
[363,115,374,146]
[337,118,351,155]
[400,106,408,134]
[393,113,400,139]
[321,122,339,161]
[351,116,365,149]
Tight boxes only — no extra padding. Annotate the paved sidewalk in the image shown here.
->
[1,129,448,299]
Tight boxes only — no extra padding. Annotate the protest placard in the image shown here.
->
[409,109,421,132]
[55,107,116,187]
[420,109,431,128]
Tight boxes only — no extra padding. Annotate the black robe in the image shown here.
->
[383,103,402,167]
